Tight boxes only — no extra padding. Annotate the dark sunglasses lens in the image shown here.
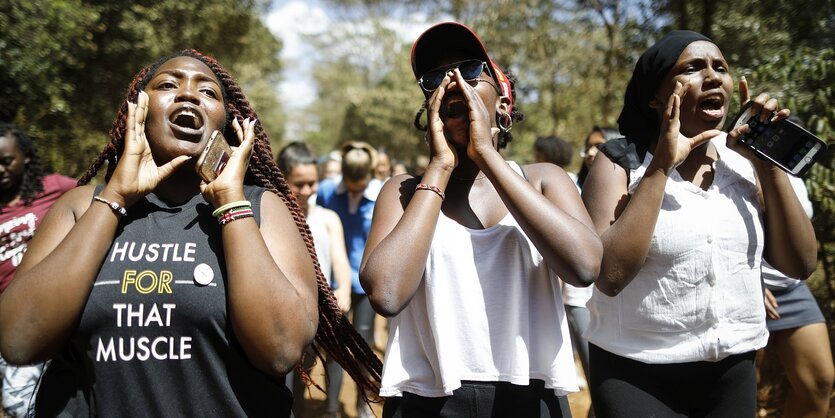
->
[420,70,445,91]
[459,61,485,80]
[419,61,485,91]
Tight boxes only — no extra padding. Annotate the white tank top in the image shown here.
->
[379,161,578,398]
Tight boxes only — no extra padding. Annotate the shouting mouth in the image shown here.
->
[442,94,469,120]
[168,106,205,139]
[698,94,725,119]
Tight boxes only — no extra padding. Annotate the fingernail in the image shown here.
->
[741,76,746,82]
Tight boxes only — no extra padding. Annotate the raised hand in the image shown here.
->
[726,76,791,165]
[651,81,721,172]
[449,68,501,163]
[104,91,192,206]
[200,117,256,207]
[425,72,458,172]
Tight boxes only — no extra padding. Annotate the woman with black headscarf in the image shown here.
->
[580,31,817,417]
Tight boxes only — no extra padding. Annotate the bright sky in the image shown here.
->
[264,0,330,111]
[264,1,443,140]
[264,1,438,107]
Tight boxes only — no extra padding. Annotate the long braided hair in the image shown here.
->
[0,123,46,206]
[79,49,382,401]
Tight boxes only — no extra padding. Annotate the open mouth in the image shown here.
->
[442,94,469,120]
[698,95,725,118]
[168,107,204,137]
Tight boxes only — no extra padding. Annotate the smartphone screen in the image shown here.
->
[727,104,827,177]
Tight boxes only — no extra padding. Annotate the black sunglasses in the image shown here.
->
[418,60,495,92]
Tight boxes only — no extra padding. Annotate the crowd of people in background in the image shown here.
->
[0,19,830,418]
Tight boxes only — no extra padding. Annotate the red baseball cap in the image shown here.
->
[410,22,513,108]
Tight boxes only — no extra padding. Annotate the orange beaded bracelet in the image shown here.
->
[415,183,445,200]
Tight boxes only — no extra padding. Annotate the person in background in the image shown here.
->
[0,123,76,417]
[277,141,354,418]
[317,140,382,418]
[375,148,393,181]
[320,150,343,181]
[0,50,381,417]
[534,135,577,184]
[412,155,429,176]
[391,161,408,177]
[582,30,817,417]
[576,126,618,188]
[361,21,601,417]
[759,117,832,418]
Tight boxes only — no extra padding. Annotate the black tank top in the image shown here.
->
[36,186,292,417]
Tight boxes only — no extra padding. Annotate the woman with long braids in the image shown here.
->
[0,50,380,417]
[360,22,602,417]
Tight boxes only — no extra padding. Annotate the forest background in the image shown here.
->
[1,0,833,415]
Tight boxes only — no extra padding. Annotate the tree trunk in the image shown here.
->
[701,0,716,37]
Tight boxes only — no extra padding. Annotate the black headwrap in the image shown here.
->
[606,30,712,169]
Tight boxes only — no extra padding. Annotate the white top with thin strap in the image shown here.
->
[380,161,579,398]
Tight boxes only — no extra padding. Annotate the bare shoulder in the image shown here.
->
[521,162,575,192]
[583,151,629,197]
[521,162,570,179]
[379,173,419,206]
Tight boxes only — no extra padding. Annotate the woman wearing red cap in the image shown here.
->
[360,22,602,417]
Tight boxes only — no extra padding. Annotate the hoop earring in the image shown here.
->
[497,112,513,133]
[414,101,428,132]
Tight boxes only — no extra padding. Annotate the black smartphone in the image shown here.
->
[726,102,827,177]
[195,130,233,182]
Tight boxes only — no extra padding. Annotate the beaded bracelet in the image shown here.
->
[415,183,445,201]
[218,207,254,226]
[212,200,252,218]
[93,196,128,217]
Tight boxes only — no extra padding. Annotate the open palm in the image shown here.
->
[107,91,191,206]
[653,81,721,170]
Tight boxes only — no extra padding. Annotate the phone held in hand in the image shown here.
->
[726,102,828,177]
[195,130,233,183]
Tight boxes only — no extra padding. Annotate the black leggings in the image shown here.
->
[383,380,572,418]
[589,344,756,418]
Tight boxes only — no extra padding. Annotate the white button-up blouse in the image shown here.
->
[586,135,769,363]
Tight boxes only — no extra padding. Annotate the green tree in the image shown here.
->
[298,14,426,165]
[1,0,284,177]
[314,0,655,169]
